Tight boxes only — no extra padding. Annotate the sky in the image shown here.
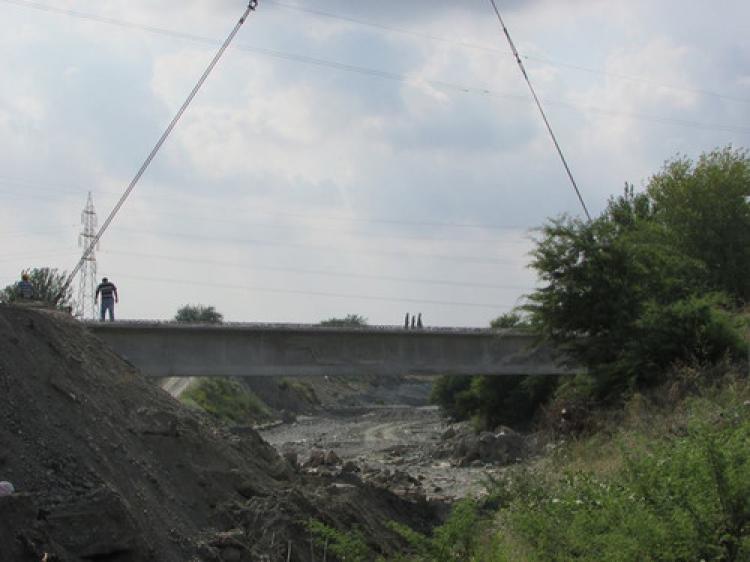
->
[1,0,749,326]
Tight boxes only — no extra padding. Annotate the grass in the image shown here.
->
[389,361,750,561]
[181,377,271,425]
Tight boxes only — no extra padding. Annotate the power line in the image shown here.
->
[522,54,750,106]
[2,0,748,135]
[0,178,538,232]
[487,0,591,221]
[101,248,533,291]
[261,0,750,105]
[108,271,517,310]
[104,226,528,266]
[0,251,78,264]
[58,1,260,301]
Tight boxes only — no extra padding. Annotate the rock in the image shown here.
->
[303,449,326,468]
[282,450,298,469]
[279,410,297,424]
[441,427,457,440]
[342,461,359,473]
[46,485,142,559]
[236,481,260,499]
[434,425,527,466]
[197,544,220,561]
[324,450,341,466]
[0,481,14,496]
[221,546,242,561]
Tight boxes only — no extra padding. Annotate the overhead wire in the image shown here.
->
[1,0,748,135]
[57,1,260,300]
[0,179,538,232]
[108,271,518,311]
[104,226,528,266]
[101,248,533,291]
[486,0,591,221]
[262,0,750,105]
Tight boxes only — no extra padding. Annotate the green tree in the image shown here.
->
[526,150,748,399]
[319,314,368,327]
[0,267,73,308]
[490,309,533,330]
[647,147,750,303]
[174,304,223,323]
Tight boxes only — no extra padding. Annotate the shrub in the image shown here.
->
[493,404,750,561]
[307,520,371,562]
[389,499,484,562]
[181,378,270,424]
[429,376,477,421]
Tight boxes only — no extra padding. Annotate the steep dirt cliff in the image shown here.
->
[0,306,434,561]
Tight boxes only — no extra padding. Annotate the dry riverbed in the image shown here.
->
[259,405,507,501]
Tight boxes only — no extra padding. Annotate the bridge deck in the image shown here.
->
[85,321,574,378]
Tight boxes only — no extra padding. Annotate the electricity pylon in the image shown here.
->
[76,192,99,319]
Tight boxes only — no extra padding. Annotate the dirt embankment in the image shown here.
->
[0,306,437,562]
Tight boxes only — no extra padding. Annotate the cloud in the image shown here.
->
[1,0,749,325]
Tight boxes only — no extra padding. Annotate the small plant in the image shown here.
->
[389,499,484,562]
[307,519,371,562]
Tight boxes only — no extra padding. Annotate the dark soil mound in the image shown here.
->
[0,306,435,561]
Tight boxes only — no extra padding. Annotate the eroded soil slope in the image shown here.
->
[0,306,435,562]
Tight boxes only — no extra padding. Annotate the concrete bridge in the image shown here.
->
[84,321,575,378]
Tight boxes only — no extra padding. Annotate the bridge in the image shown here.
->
[85,321,574,378]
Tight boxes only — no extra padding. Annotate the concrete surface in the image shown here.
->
[84,321,575,377]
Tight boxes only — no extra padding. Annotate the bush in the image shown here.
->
[0,267,73,308]
[307,520,370,562]
[389,499,484,562]
[174,304,223,323]
[493,403,750,561]
[320,314,368,327]
[429,376,477,421]
[626,294,748,389]
[181,378,270,424]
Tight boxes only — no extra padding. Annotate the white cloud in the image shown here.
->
[1,0,748,325]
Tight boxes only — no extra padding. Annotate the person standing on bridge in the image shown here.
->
[95,277,119,322]
[15,273,34,300]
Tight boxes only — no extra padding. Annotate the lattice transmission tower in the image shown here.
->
[76,192,99,319]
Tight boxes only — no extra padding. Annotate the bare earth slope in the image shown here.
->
[0,306,434,561]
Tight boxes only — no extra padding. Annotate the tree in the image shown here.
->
[646,147,750,303]
[526,150,748,398]
[490,309,533,330]
[319,314,368,327]
[174,304,223,324]
[0,267,73,308]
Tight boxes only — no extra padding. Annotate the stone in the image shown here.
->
[303,449,326,468]
[324,450,341,466]
[0,481,14,496]
[342,461,359,473]
[282,450,298,469]
[221,546,242,561]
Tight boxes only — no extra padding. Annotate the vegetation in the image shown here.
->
[389,500,489,562]
[174,304,224,323]
[319,314,368,327]
[181,378,270,425]
[396,147,750,561]
[431,310,557,428]
[307,520,371,562]
[432,147,749,428]
[278,378,319,405]
[0,267,73,308]
[397,366,750,561]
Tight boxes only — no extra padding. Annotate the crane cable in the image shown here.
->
[57,0,260,302]
[486,0,592,221]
